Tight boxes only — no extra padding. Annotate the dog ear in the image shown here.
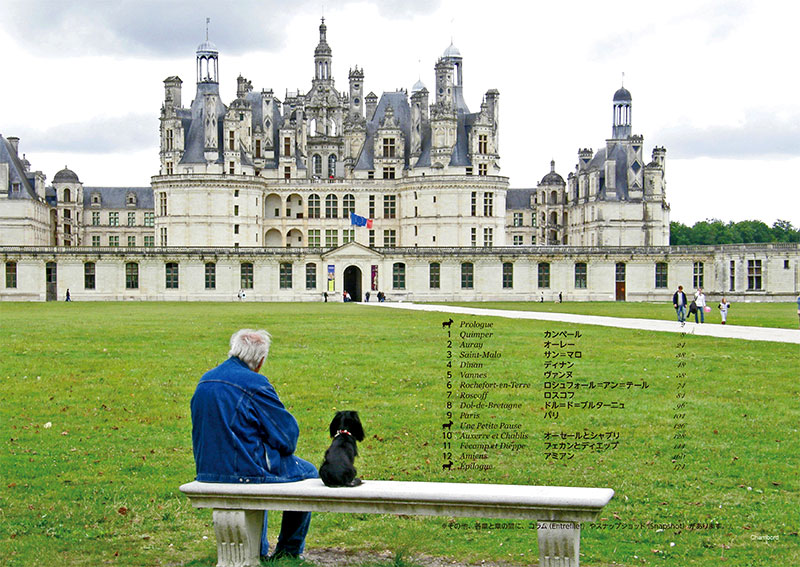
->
[348,411,365,441]
[329,411,343,438]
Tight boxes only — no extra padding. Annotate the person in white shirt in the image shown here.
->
[718,297,731,324]
[694,288,707,324]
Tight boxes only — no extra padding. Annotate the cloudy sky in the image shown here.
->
[2,0,799,226]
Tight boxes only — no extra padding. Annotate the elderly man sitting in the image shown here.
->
[190,329,318,561]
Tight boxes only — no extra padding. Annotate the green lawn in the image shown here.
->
[1,302,797,566]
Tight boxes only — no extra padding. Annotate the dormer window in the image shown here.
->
[91,193,101,206]
[382,138,396,158]
[478,134,488,154]
[126,192,137,207]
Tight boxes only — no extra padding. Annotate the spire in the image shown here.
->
[196,19,219,84]
[313,17,333,82]
[612,82,632,139]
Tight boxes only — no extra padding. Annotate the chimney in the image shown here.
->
[7,137,20,155]
[365,92,378,122]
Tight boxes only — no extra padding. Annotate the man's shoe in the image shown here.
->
[262,549,302,563]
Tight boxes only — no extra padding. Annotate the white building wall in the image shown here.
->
[2,243,798,303]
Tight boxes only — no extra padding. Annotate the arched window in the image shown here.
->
[538,263,550,288]
[655,262,668,289]
[574,262,587,289]
[502,262,513,289]
[342,194,355,216]
[429,262,440,289]
[63,188,71,202]
[280,263,292,289]
[461,263,474,289]
[126,262,139,289]
[312,154,322,176]
[205,263,216,289]
[165,263,179,289]
[84,262,95,289]
[308,194,321,218]
[328,154,337,178]
[392,263,406,290]
[305,263,317,289]
[325,194,338,218]
[550,190,558,205]
[240,262,254,289]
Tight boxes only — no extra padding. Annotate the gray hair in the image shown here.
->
[228,329,271,371]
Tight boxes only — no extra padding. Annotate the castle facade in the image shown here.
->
[1,21,797,302]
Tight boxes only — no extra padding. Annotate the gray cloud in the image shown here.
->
[588,0,750,61]
[656,110,800,159]
[18,114,156,154]
[3,0,441,57]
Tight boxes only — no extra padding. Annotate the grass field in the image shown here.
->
[1,301,798,566]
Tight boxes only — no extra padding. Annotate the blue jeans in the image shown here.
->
[675,305,686,322]
[260,456,317,557]
[694,308,704,323]
[262,509,312,557]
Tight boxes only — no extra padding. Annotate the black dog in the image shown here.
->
[319,410,365,487]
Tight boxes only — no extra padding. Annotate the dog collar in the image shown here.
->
[335,429,352,437]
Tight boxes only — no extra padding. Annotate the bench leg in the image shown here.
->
[537,521,581,567]
[212,509,263,567]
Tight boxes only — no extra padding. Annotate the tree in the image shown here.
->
[671,219,798,244]
[669,222,692,245]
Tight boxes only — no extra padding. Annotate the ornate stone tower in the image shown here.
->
[348,66,364,118]
[430,57,457,167]
[313,17,333,84]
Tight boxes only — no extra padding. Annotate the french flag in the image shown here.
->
[350,212,373,228]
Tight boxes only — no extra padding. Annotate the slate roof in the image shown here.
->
[355,90,478,171]
[355,91,412,171]
[585,143,634,200]
[82,187,154,209]
[506,188,536,209]
[180,82,228,165]
[613,87,632,102]
[0,135,38,201]
[53,167,80,183]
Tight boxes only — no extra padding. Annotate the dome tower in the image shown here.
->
[612,86,632,139]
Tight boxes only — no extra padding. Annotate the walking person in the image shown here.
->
[694,288,706,323]
[672,285,688,326]
[65,288,71,302]
[718,297,731,324]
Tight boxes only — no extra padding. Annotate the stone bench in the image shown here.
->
[180,479,614,567]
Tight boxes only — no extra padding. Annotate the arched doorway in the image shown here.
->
[343,265,362,302]
[615,262,626,301]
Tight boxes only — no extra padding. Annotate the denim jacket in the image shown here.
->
[191,356,318,483]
